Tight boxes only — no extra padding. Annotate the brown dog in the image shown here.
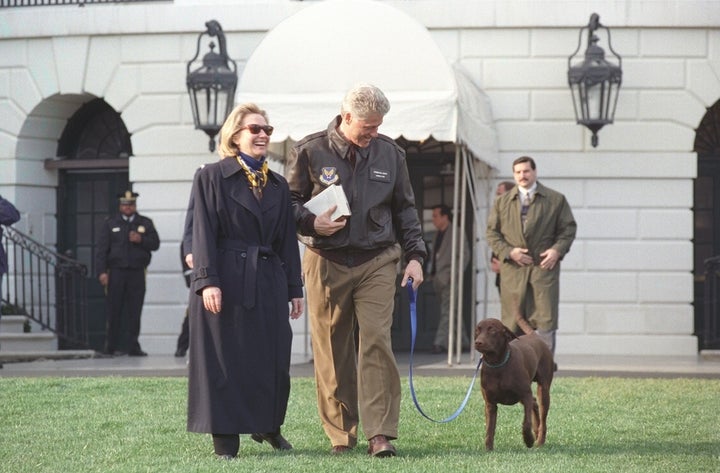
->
[474,318,554,451]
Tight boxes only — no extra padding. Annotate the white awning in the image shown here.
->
[236,0,498,168]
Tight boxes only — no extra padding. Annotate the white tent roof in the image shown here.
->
[237,0,498,167]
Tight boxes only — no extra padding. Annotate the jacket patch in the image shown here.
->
[112,227,121,232]
[320,167,339,185]
[370,168,391,182]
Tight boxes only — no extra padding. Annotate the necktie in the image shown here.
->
[521,193,531,229]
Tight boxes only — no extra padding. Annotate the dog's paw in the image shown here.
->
[523,429,535,448]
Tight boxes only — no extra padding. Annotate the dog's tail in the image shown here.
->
[513,300,535,335]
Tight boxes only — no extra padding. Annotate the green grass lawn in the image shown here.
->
[0,376,718,472]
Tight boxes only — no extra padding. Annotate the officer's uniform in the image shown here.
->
[96,191,160,355]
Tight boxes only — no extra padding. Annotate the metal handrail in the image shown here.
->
[1,225,89,349]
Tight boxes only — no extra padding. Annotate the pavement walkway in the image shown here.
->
[1,350,719,379]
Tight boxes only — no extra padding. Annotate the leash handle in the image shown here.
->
[406,279,482,423]
[406,277,416,302]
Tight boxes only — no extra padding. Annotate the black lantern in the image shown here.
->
[567,13,622,147]
[186,20,238,152]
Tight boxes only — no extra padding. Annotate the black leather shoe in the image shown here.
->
[128,349,148,357]
[174,348,186,357]
[251,432,292,450]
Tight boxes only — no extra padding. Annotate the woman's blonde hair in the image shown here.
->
[217,103,269,158]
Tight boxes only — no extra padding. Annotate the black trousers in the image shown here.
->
[105,267,146,352]
[175,308,189,353]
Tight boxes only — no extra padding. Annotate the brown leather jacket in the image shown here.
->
[286,116,427,264]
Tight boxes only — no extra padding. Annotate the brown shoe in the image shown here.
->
[367,435,396,457]
[251,432,293,450]
[331,445,351,455]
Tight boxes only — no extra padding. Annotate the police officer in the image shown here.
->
[96,191,160,356]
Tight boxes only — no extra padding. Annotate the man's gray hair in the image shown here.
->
[340,83,390,119]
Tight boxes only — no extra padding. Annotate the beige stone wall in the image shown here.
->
[0,0,718,355]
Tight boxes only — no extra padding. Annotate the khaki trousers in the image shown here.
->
[303,245,401,448]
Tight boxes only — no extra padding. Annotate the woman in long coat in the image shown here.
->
[187,103,304,459]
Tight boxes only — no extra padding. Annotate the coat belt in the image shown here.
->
[218,239,275,310]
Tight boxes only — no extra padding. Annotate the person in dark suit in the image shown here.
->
[429,204,469,354]
[186,103,304,459]
[0,195,20,311]
[0,195,20,368]
[174,245,191,358]
[175,188,195,358]
[96,191,160,356]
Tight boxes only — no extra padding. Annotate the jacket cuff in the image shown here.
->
[288,285,304,300]
[299,214,317,236]
[406,253,425,267]
[191,266,220,295]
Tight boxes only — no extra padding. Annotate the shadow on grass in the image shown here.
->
[396,438,719,457]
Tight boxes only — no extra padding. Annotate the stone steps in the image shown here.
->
[0,315,91,363]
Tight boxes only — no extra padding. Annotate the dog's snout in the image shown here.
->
[474,334,485,350]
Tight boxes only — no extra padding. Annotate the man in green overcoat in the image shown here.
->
[486,156,576,354]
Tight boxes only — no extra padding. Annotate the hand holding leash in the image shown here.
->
[403,261,423,290]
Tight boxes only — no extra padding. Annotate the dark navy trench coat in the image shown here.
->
[187,157,303,434]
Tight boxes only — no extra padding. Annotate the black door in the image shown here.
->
[58,171,129,351]
[55,98,133,351]
[693,100,720,350]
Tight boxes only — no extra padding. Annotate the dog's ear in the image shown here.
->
[504,325,518,342]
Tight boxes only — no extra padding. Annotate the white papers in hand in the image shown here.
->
[303,184,351,221]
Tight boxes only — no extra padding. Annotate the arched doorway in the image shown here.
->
[50,98,132,350]
[693,99,720,350]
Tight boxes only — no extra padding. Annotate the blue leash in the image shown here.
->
[406,278,483,423]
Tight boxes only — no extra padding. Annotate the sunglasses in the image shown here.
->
[240,124,274,136]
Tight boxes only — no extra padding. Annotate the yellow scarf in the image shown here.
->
[236,156,269,192]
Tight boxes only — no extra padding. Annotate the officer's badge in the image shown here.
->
[319,167,339,185]
[138,225,146,233]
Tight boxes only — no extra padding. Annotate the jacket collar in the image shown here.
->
[511,181,546,200]
[327,115,361,161]
[219,155,243,177]
[218,156,281,226]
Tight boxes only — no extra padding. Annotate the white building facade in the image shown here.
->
[1,0,718,358]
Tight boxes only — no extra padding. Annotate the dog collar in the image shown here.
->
[483,349,511,369]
